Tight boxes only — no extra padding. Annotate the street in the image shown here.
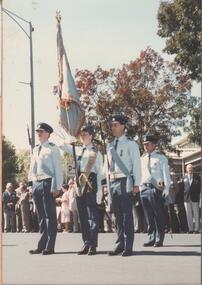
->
[2,233,201,285]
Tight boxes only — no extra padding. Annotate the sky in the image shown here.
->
[2,0,200,150]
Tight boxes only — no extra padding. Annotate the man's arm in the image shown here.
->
[162,156,171,195]
[52,146,63,195]
[130,141,142,190]
[95,151,104,204]
[59,143,74,155]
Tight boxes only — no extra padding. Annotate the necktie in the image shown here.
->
[147,153,151,174]
[38,145,42,156]
[110,139,119,171]
[114,139,119,150]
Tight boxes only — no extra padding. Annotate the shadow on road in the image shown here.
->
[2,244,17,247]
[54,251,78,254]
[163,245,200,248]
[133,250,200,256]
[53,250,200,256]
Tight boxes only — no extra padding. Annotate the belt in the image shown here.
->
[110,173,126,180]
[32,175,52,182]
[142,183,153,188]
[80,172,96,176]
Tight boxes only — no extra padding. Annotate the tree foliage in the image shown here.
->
[76,47,193,151]
[15,149,31,185]
[2,136,19,189]
[184,99,201,145]
[157,0,201,81]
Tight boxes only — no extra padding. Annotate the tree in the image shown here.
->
[15,149,31,184]
[76,47,193,151]
[157,0,201,81]
[184,99,201,145]
[2,136,19,189]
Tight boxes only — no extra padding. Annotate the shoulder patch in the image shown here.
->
[126,136,133,141]
[92,145,98,152]
[156,151,163,155]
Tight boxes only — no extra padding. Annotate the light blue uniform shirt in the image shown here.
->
[105,135,142,187]
[28,141,63,192]
[59,143,104,203]
[140,150,171,195]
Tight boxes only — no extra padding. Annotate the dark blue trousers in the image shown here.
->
[140,186,165,243]
[110,178,134,251]
[32,178,57,251]
[76,191,99,248]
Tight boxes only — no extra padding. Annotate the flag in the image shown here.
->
[55,11,85,137]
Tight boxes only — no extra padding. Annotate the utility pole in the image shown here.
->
[3,7,35,146]
[29,21,35,146]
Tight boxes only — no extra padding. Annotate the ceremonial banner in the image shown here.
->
[55,11,85,137]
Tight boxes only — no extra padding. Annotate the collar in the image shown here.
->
[83,143,93,150]
[40,140,49,147]
[188,174,193,178]
[114,134,126,142]
[147,150,156,157]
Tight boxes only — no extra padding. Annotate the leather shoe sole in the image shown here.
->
[29,249,42,254]
[154,243,163,247]
[42,249,55,255]
[77,246,89,255]
[88,247,97,255]
[122,250,133,257]
[108,249,124,256]
[143,241,155,247]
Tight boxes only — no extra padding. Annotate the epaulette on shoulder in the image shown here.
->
[156,150,164,155]
[35,144,39,147]
[126,136,133,141]
[92,145,98,152]
[142,152,147,157]
[49,142,56,146]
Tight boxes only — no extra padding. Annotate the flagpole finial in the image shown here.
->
[56,10,61,23]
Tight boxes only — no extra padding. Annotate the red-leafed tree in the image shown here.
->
[75,47,194,150]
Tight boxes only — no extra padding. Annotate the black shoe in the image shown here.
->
[194,231,199,234]
[154,242,163,247]
[29,249,42,254]
[88,247,97,255]
[122,250,133,257]
[143,241,155,247]
[108,248,124,256]
[42,249,55,255]
[188,231,194,234]
[77,245,89,255]
[135,229,140,233]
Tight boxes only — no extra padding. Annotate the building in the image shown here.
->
[167,137,201,179]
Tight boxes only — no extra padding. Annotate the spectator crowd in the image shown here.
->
[2,164,201,235]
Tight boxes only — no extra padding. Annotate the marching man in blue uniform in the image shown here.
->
[59,125,103,255]
[104,114,141,257]
[28,123,63,255]
[140,134,171,247]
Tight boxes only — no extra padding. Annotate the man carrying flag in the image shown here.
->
[59,125,103,255]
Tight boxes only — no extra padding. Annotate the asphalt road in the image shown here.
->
[2,233,201,285]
